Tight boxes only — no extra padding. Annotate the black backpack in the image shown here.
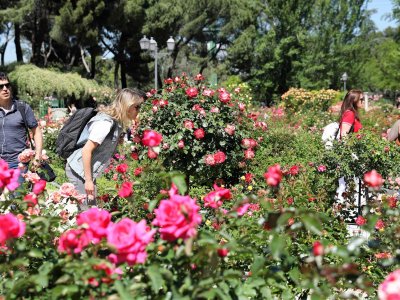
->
[55,108,97,159]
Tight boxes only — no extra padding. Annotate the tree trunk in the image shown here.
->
[114,61,120,89]
[90,50,96,79]
[120,60,127,88]
[14,23,23,62]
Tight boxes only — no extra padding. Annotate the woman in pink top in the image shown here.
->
[339,89,364,138]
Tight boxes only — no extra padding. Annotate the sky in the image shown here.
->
[3,0,399,63]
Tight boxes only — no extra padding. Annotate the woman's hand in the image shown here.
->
[84,179,95,200]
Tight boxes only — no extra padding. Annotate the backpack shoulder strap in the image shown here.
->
[17,101,35,149]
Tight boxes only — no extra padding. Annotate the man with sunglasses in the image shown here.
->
[0,72,43,182]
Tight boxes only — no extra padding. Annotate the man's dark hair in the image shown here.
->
[0,72,10,82]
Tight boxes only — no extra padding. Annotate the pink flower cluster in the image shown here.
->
[58,208,155,266]
[364,170,384,188]
[241,138,258,160]
[264,164,283,186]
[0,160,20,191]
[153,184,202,241]
[18,149,36,163]
[141,130,163,159]
[204,151,227,166]
[0,213,26,246]
[204,184,232,208]
[378,269,400,300]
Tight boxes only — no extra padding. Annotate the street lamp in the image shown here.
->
[341,72,348,91]
[139,35,175,90]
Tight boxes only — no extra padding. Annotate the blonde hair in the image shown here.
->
[98,88,144,128]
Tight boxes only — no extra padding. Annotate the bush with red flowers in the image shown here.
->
[135,73,265,185]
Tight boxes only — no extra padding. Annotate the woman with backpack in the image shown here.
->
[339,89,364,138]
[65,88,144,210]
[336,89,366,229]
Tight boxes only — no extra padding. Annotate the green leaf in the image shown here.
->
[28,249,43,258]
[270,234,286,260]
[114,281,131,300]
[171,173,187,195]
[147,265,164,293]
[302,214,322,235]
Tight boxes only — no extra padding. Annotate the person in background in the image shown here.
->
[65,88,144,210]
[0,72,43,183]
[339,89,364,139]
[336,89,365,225]
[68,102,77,116]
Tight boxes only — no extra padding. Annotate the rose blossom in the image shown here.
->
[355,215,367,226]
[205,154,216,166]
[107,218,155,266]
[375,219,385,231]
[23,193,38,207]
[33,179,46,195]
[317,165,326,172]
[147,147,158,159]
[183,120,194,130]
[219,92,231,103]
[23,171,41,184]
[288,165,300,176]
[244,149,255,160]
[263,164,283,186]
[185,87,198,98]
[313,241,324,256]
[364,170,384,188]
[0,160,20,191]
[241,138,258,149]
[214,151,226,164]
[238,102,246,111]
[237,203,250,216]
[224,124,235,135]
[204,184,232,209]
[178,140,185,149]
[152,186,202,241]
[0,213,26,245]
[142,130,163,147]
[77,208,112,243]
[116,163,128,174]
[194,128,205,140]
[202,89,215,97]
[58,228,92,254]
[217,248,229,257]
[134,167,143,176]
[210,106,220,113]
[18,149,36,163]
[195,74,205,81]
[118,182,133,198]
[378,269,400,300]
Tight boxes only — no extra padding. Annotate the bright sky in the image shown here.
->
[3,1,399,63]
[368,0,397,30]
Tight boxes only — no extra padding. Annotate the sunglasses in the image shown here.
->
[0,83,11,90]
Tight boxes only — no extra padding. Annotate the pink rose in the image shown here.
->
[378,269,400,300]
[245,173,253,183]
[219,92,231,103]
[142,130,163,147]
[147,147,158,159]
[183,120,194,130]
[134,167,143,176]
[59,183,78,197]
[0,213,26,244]
[107,218,155,265]
[214,151,226,164]
[204,184,232,209]
[288,165,300,176]
[238,102,246,111]
[164,78,173,84]
[77,208,112,243]
[234,87,241,93]
[195,74,205,81]
[375,219,385,231]
[364,170,384,188]
[185,87,198,98]
[244,149,255,160]
[205,154,216,166]
[224,124,235,135]
[194,128,205,140]
[210,106,220,113]
[202,89,215,97]
[263,164,283,186]
[237,203,250,216]
[241,138,258,149]
[355,215,367,226]
[178,140,185,149]
[153,188,202,241]
[317,165,327,172]
[118,182,133,198]
[33,179,46,195]
[23,193,38,207]
[18,149,36,163]
[58,228,92,254]
[0,160,20,191]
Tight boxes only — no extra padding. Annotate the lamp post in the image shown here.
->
[341,72,348,91]
[139,35,175,90]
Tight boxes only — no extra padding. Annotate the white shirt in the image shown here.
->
[88,120,113,145]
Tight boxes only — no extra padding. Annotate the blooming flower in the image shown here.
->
[195,74,205,81]
[118,182,133,198]
[178,140,185,149]
[288,165,300,176]
[378,269,400,300]
[0,213,26,245]
[244,149,255,160]
[107,218,155,266]
[237,203,250,216]
[375,219,385,231]
[263,164,283,186]
[18,149,36,163]
[219,92,231,103]
[317,165,326,172]
[217,248,229,257]
[183,120,194,130]
[194,128,205,140]
[224,124,235,135]
[115,163,128,174]
[152,187,202,241]
[313,241,324,256]
[0,160,20,191]
[355,215,367,226]
[185,87,198,98]
[214,151,226,164]
[204,184,232,209]
[202,89,215,97]
[23,193,38,207]
[364,170,384,188]
[142,130,163,147]
[147,147,158,159]
[33,179,46,195]
[77,208,112,244]
[58,228,92,254]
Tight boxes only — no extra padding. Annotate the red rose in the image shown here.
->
[142,130,163,147]
[195,74,205,81]
[118,182,134,198]
[263,164,282,186]
[147,148,158,159]
[218,92,231,103]
[33,179,46,195]
[185,87,198,98]
[355,215,367,226]
[134,167,143,176]
[213,151,226,164]
[364,170,384,188]
[217,248,229,257]
[116,163,128,174]
[312,241,324,256]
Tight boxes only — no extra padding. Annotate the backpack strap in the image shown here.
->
[17,101,35,149]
